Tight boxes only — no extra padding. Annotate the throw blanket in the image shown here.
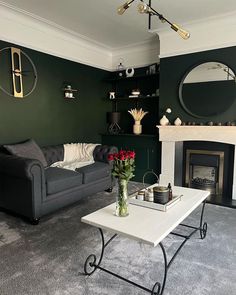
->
[51,143,99,171]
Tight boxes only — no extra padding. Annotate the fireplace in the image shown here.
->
[157,126,236,205]
[185,149,224,196]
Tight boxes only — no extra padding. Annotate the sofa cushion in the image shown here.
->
[76,161,110,184]
[45,167,83,195]
[3,139,48,167]
[41,145,64,166]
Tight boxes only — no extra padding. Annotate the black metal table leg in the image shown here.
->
[84,228,117,275]
[199,199,208,239]
[155,243,167,295]
[84,228,165,294]
[180,199,208,239]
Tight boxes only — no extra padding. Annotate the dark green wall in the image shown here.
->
[0,40,109,146]
[159,46,236,124]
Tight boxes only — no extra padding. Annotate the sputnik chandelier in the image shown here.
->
[117,0,190,40]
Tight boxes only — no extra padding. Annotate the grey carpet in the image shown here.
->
[0,182,235,295]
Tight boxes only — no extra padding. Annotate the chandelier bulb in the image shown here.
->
[171,24,190,40]
[137,3,150,14]
[117,0,134,15]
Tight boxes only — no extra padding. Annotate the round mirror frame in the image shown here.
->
[179,61,236,118]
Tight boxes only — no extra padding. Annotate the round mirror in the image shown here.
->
[179,62,236,118]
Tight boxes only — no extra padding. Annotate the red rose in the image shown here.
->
[113,153,119,159]
[108,154,114,161]
[120,154,125,161]
[129,151,135,159]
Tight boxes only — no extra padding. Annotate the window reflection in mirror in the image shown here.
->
[179,62,236,118]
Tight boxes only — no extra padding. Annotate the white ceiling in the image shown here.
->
[1,0,236,49]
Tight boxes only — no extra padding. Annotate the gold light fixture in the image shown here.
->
[117,0,190,40]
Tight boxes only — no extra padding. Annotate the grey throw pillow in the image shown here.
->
[3,139,48,167]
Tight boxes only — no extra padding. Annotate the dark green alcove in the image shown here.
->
[0,40,110,146]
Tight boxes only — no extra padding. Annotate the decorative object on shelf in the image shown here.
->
[107,112,122,134]
[128,108,148,135]
[207,121,214,126]
[117,58,125,77]
[174,117,182,126]
[117,1,190,39]
[148,63,158,75]
[160,115,169,126]
[160,107,171,126]
[133,120,142,135]
[129,89,140,98]
[108,150,135,217]
[109,91,116,99]
[126,67,134,77]
[0,47,37,98]
[63,84,77,99]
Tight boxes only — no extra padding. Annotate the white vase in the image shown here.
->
[160,115,169,126]
[174,117,182,126]
[133,120,142,135]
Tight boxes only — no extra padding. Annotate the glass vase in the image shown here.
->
[116,178,129,217]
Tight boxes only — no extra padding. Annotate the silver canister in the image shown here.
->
[147,188,154,202]
[136,191,145,201]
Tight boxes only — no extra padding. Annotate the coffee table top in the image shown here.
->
[81,186,209,247]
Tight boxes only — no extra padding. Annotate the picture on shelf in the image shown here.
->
[147,63,159,75]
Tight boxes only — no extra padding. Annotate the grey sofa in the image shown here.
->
[0,143,117,224]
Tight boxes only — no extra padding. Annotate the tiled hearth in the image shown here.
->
[157,126,236,207]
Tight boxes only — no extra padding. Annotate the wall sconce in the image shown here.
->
[63,84,78,99]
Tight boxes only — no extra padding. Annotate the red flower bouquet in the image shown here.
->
[108,150,135,217]
[108,150,135,181]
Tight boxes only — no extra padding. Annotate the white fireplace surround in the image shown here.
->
[157,126,236,200]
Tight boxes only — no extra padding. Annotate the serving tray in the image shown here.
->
[129,193,182,212]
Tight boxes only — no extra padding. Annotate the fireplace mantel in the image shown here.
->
[158,126,236,145]
[157,125,236,200]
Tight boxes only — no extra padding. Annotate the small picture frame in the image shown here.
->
[149,64,157,75]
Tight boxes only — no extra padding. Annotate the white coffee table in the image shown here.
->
[81,186,210,295]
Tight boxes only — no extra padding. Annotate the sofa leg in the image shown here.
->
[30,218,40,225]
[105,187,113,193]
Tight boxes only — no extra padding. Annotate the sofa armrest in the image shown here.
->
[0,153,46,220]
[0,153,44,179]
[93,145,118,164]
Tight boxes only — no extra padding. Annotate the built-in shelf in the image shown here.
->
[107,95,159,101]
[101,133,157,138]
[104,73,158,82]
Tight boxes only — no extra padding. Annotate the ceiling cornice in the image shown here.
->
[153,10,236,58]
[0,1,158,70]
